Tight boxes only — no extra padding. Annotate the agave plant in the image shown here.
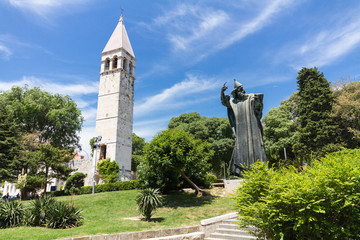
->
[0,200,25,228]
[28,195,56,226]
[136,188,162,221]
[45,201,84,229]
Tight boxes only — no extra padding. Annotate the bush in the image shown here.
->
[204,174,217,188]
[0,200,25,228]
[136,188,162,221]
[235,149,360,240]
[64,172,87,195]
[50,190,67,197]
[97,158,120,184]
[80,180,140,194]
[46,201,83,229]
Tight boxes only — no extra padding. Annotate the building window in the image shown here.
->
[100,145,107,160]
[129,62,133,74]
[112,56,118,69]
[105,58,110,71]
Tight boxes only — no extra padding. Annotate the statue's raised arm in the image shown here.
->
[221,82,231,108]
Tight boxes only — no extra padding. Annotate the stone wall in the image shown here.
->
[68,158,94,186]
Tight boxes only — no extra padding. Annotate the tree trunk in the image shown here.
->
[44,166,48,194]
[178,169,203,196]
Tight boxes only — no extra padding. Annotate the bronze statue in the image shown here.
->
[221,79,266,176]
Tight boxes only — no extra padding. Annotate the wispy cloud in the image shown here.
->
[133,117,172,141]
[0,44,12,59]
[144,0,297,64]
[0,34,52,60]
[277,7,360,69]
[78,125,95,154]
[134,74,219,117]
[0,76,98,96]
[81,107,97,123]
[7,0,93,20]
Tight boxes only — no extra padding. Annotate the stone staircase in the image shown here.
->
[205,219,256,240]
[212,179,225,188]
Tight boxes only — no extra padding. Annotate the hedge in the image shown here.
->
[80,180,140,194]
[49,180,140,197]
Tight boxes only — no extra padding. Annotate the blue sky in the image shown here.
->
[1,0,360,157]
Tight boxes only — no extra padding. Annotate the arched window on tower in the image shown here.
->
[122,58,127,70]
[112,56,118,69]
[129,62,133,74]
[105,58,110,71]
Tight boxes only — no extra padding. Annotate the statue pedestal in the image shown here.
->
[224,179,243,195]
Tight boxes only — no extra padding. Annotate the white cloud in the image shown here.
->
[78,125,95,156]
[133,117,172,141]
[277,9,360,69]
[146,0,297,63]
[0,34,52,60]
[81,107,97,123]
[216,0,295,51]
[7,0,92,19]
[0,44,12,59]
[0,76,98,96]
[134,74,220,117]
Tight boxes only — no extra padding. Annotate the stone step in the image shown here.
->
[216,228,252,236]
[208,233,256,240]
[142,231,205,240]
[218,223,239,230]
[223,219,239,224]
[213,182,225,187]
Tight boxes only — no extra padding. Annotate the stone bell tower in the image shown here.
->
[95,15,135,178]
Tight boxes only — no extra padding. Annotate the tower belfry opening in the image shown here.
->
[95,14,136,180]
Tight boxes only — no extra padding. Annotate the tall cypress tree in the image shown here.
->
[296,67,339,161]
[0,108,22,181]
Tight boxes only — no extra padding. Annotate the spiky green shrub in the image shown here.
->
[235,149,360,240]
[27,196,83,229]
[0,200,25,228]
[136,188,162,221]
[45,201,83,229]
[28,195,56,226]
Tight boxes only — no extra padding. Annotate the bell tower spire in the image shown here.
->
[95,15,136,180]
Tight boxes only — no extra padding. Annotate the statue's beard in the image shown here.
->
[238,92,246,100]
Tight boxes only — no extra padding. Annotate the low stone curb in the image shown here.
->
[61,212,238,240]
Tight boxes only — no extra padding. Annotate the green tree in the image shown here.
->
[29,144,74,194]
[332,80,360,148]
[131,133,147,171]
[0,86,83,149]
[137,129,212,195]
[0,106,22,181]
[97,158,120,184]
[262,95,300,167]
[168,112,233,177]
[296,67,340,160]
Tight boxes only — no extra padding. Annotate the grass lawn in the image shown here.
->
[0,189,235,240]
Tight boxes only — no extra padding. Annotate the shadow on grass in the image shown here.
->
[161,191,218,209]
[145,217,165,223]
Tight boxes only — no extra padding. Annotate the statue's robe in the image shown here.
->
[227,94,266,176]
